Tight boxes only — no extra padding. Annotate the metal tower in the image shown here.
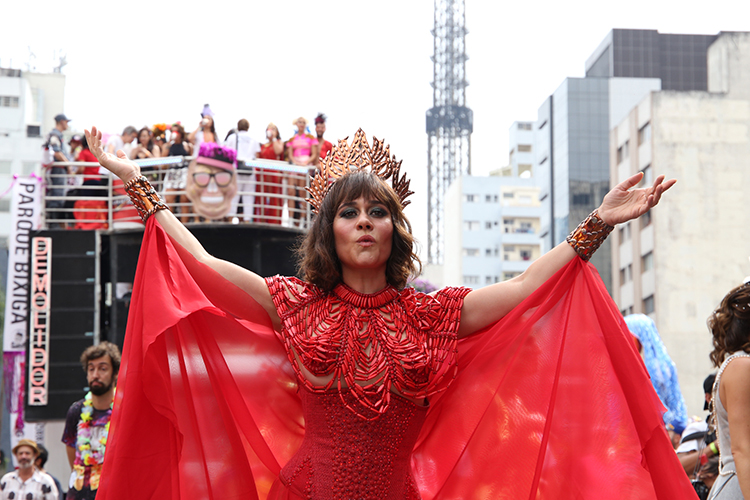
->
[426,0,473,264]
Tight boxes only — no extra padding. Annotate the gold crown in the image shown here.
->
[306,129,414,214]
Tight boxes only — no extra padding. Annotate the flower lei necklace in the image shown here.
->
[75,391,113,467]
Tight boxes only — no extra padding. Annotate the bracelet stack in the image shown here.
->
[566,209,614,261]
[124,175,169,223]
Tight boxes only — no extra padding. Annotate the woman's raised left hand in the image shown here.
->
[597,172,675,226]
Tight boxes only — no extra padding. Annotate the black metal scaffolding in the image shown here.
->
[426,0,473,264]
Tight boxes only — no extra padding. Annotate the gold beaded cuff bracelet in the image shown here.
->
[566,209,614,261]
[124,175,169,223]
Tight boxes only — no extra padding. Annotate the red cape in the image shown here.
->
[98,219,695,499]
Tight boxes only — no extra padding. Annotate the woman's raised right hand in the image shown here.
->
[85,126,140,183]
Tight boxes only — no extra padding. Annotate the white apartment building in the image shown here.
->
[444,175,541,288]
[495,121,535,178]
[0,68,66,243]
[610,31,750,415]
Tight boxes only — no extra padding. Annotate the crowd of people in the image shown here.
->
[42,107,335,228]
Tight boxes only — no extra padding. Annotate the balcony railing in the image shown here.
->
[43,156,313,231]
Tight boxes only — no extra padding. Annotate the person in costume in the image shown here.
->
[706,283,750,499]
[62,342,120,500]
[314,113,333,163]
[285,117,318,227]
[256,123,285,224]
[84,125,694,499]
[625,314,689,436]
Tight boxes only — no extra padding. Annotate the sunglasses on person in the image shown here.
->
[192,170,233,187]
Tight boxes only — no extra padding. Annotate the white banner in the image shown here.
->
[2,176,45,453]
[3,175,44,352]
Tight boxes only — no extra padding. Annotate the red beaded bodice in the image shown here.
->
[265,276,470,420]
[274,386,427,499]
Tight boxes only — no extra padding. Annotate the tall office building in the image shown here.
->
[534,29,721,291]
[610,32,750,415]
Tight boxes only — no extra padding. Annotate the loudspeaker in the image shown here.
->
[24,230,99,421]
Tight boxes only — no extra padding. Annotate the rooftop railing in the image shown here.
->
[43,156,313,231]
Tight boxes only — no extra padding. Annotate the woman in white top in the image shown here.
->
[707,283,750,499]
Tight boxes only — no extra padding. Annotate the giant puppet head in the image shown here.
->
[185,143,238,220]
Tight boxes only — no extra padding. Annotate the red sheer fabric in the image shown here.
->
[97,219,694,500]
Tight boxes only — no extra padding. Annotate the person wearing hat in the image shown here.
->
[675,373,720,478]
[0,439,58,500]
[184,142,238,220]
[43,113,73,222]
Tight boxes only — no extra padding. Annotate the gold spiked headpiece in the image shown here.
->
[306,129,414,214]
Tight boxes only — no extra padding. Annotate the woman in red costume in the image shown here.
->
[256,123,285,224]
[84,126,694,500]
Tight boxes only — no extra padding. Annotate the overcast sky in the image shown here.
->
[3,0,748,257]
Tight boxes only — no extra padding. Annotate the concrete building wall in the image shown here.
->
[708,32,750,100]
[651,90,750,416]
[612,80,750,415]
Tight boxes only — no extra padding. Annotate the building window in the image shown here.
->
[643,295,655,314]
[572,193,590,205]
[617,140,630,164]
[638,122,651,145]
[484,221,492,229]
[518,164,533,177]
[640,210,652,229]
[0,199,10,212]
[518,122,532,131]
[463,275,480,285]
[0,96,20,108]
[640,164,652,187]
[503,192,514,198]
[0,161,11,175]
[485,248,492,257]
[463,248,480,257]
[27,125,41,138]
[619,222,631,244]
[503,272,520,280]
[485,276,494,284]
[464,221,480,231]
[494,247,500,257]
[620,306,634,316]
[517,144,532,153]
[463,194,476,202]
[520,249,532,261]
[641,252,653,272]
[620,264,633,284]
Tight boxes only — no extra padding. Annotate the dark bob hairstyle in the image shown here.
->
[708,283,750,367]
[296,170,421,291]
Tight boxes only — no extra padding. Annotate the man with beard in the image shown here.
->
[314,113,333,164]
[62,342,120,500]
[0,439,58,500]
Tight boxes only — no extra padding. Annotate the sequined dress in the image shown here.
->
[264,276,470,499]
